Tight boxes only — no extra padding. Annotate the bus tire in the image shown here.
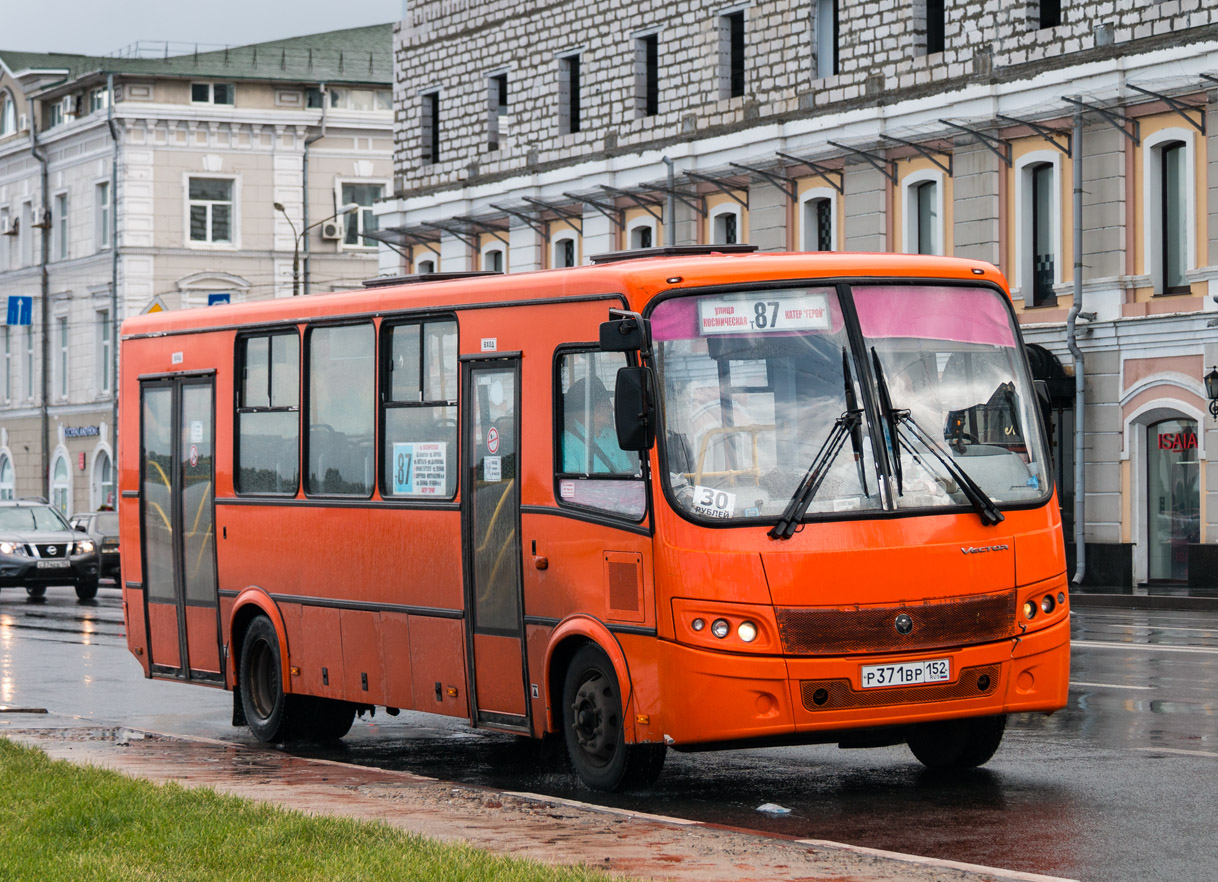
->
[238,615,300,743]
[299,697,356,742]
[907,714,1006,770]
[562,643,666,791]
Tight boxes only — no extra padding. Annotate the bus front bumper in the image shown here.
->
[655,616,1069,747]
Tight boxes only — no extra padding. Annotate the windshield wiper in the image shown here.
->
[769,407,863,541]
[870,348,1003,527]
[870,349,903,496]
[842,348,868,498]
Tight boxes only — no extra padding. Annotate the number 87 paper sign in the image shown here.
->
[392,442,447,495]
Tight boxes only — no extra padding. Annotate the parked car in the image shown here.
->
[0,500,100,600]
[69,511,120,581]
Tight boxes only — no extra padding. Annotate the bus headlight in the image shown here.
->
[737,621,758,643]
[711,618,730,639]
[691,618,706,632]
[1023,600,1037,620]
[1041,595,1055,614]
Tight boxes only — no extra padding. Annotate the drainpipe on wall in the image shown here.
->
[106,73,120,458]
[662,156,675,246]
[1065,98,1086,587]
[30,127,49,500]
[302,83,327,296]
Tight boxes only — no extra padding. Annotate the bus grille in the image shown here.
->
[775,590,1016,655]
[799,664,1001,712]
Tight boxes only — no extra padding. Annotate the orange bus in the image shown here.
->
[118,246,1069,790]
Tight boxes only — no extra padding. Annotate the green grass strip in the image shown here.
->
[0,738,611,882]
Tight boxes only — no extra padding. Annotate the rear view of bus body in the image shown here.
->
[117,248,1068,791]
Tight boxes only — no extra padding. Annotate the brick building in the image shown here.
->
[375,1,1218,592]
[0,25,393,516]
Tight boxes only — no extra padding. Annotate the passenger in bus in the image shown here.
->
[562,378,633,474]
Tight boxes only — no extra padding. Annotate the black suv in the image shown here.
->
[0,500,100,600]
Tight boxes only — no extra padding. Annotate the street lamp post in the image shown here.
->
[273,201,360,296]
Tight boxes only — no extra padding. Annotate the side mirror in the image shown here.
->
[614,366,656,452]
[74,523,88,533]
[599,314,650,352]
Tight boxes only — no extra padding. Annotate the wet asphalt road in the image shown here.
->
[2,585,1217,882]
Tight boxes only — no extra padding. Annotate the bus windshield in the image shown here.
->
[650,283,1048,524]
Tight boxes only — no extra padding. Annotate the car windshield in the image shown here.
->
[856,285,1048,511]
[649,283,1048,525]
[0,505,71,532]
[95,513,119,534]
[651,287,882,522]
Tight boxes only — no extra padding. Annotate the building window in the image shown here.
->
[1030,163,1056,306]
[719,10,746,99]
[191,83,235,105]
[417,258,436,275]
[801,196,834,251]
[96,309,111,395]
[341,183,383,248]
[815,0,838,78]
[57,315,69,399]
[711,207,740,245]
[1039,0,1061,29]
[1144,133,1193,296]
[188,177,234,244]
[559,53,581,134]
[1160,142,1187,294]
[51,452,71,515]
[487,74,508,150]
[92,449,114,510]
[308,87,391,111]
[0,91,15,136]
[0,208,8,271]
[482,247,504,272]
[55,193,68,260]
[381,319,458,499]
[24,325,34,400]
[236,332,301,495]
[89,88,109,114]
[635,34,659,117]
[924,0,945,54]
[2,327,10,401]
[903,177,941,255]
[21,202,33,266]
[421,91,440,164]
[553,236,578,268]
[0,453,13,500]
[96,182,111,251]
[46,101,64,129]
[628,218,656,249]
[306,324,374,496]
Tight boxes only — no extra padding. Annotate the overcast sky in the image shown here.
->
[2,0,403,56]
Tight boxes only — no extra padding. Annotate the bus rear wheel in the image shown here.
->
[562,644,666,791]
[298,697,356,742]
[907,714,1007,770]
[239,616,301,743]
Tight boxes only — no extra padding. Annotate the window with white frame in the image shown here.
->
[90,88,109,114]
[628,219,656,249]
[55,192,68,260]
[482,246,504,273]
[96,181,111,251]
[1144,130,1195,296]
[2,327,10,401]
[92,448,114,509]
[553,235,578,267]
[800,191,835,251]
[0,207,9,271]
[308,87,391,111]
[46,101,64,129]
[558,53,582,134]
[188,177,234,244]
[487,73,508,150]
[416,254,438,274]
[815,0,838,78]
[24,325,34,400]
[51,451,71,515]
[21,202,33,266]
[341,183,383,248]
[718,9,746,99]
[635,33,659,117]
[710,205,741,245]
[57,315,69,399]
[0,90,16,136]
[902,172,943,256]
[96,309,111,395]
[1016,153,1059,308]
[0,452,13,500]
[191,83,234,105]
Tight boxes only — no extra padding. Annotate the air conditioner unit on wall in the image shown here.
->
[320,220,344,241]
[31,206,50,228]
[0,216,15,236]
[17,113,28,132]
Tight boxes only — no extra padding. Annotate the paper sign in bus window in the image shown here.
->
[392,441,447,495]
[692,484,736,519]
[697,293,830,335]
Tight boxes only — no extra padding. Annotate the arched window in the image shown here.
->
[481,247,504,273]
[0,91,16,136]
[92,448,114,510]
[629,221,654,250]
[800,190,836,252]
[0,453,14,499]
[1143,129,1195,296]
[552,234,578,268]
[710,205,741,245]
[51,452,72,515]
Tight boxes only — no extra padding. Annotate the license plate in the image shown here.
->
[860,658,951,689]
[35,560,70,569]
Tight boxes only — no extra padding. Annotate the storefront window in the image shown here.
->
[1147,418,1200,582]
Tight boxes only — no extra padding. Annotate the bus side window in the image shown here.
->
[381,318,458,499]
[306,323,375,497]
[554,349,645,520]
[235,331,300,495]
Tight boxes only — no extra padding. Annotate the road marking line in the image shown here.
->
[795,839,1079,882]
[1133,747,1218,760]
[1069,681,1154,691]
[1072,640,1218,655]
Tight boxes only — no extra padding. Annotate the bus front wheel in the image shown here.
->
[238,616,300,743]
[562,644,665,791]
[906,714,1006,770]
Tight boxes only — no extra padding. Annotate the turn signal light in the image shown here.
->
[711,618,730,639]
[1041,595,1055,614]
[1023,600,1037,620]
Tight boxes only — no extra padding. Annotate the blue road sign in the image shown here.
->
[6,296,32,326]
[207,292,231,306]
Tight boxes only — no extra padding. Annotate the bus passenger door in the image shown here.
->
[462,358,530,732]
[139,377,222,683]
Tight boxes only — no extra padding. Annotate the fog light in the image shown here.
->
[737,621,758,643]
[691,618,706,632]
[1058,592,1066,605]
[1023,600,1037,620]
[1041,595,1055,614]
[711,618,730,639]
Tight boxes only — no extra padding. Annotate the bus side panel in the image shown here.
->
[379,612,415,709]
[123,587,150,676]
[185,605,221,673]
[408,615,469,718]
[472,633,528,715]
[341,609,386,706]
[294,605,344,697]
[147,603,181,669]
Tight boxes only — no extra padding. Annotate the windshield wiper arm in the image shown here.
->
[870,349,903,496]
[842,348,868,498]
[894,411,1005,527]
[769,407,862,541]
